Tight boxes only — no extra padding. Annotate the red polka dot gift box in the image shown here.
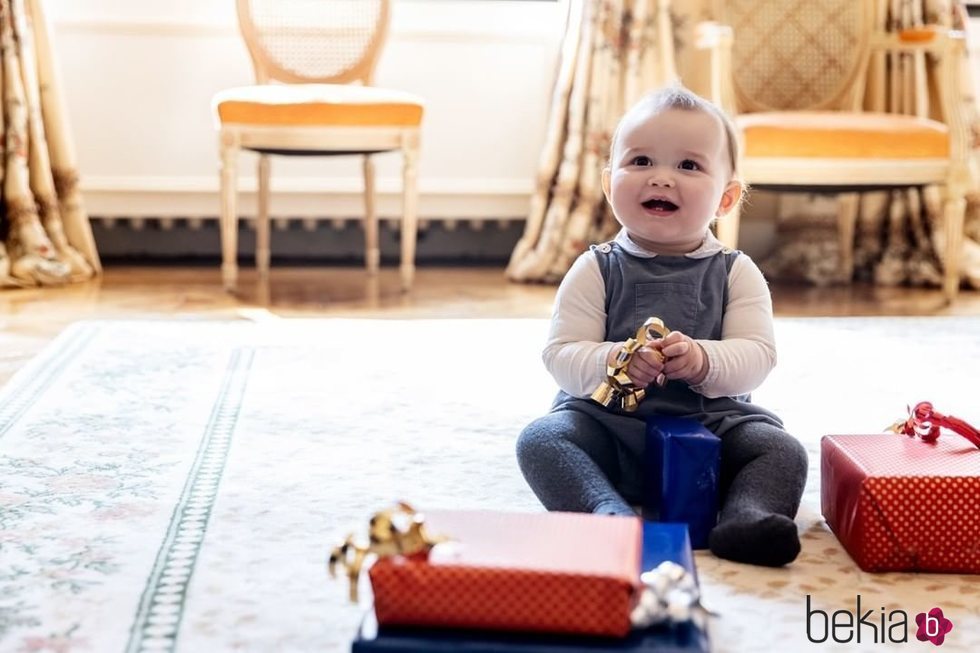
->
[368,510,642,638]
[821,433,980,573]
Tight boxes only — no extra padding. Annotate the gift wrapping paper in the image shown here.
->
[644,416,720,549]
[822,433,980,573]
[354,521,708,652]
[368,510,641,637]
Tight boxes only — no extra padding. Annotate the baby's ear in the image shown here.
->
[716,179,743,216]
[601,167,612,203]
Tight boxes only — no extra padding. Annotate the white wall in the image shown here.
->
[42,0,565,220]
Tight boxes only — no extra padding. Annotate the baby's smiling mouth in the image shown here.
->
[642,198,678,213]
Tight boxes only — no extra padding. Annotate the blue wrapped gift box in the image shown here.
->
[350,521,709,653]
[644,417,720,550]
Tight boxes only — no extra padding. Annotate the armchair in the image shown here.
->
[698,0,968,302]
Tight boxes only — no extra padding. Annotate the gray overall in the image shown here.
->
[517,242,807,533]
[553,242,783,458]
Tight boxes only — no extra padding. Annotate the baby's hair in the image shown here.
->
[609,84,740,177]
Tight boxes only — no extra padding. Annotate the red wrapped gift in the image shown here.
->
[368,510,641,637]
[822,433,980,573]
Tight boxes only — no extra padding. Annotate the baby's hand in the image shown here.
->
[657,331,708,384]
[607,342,666,388]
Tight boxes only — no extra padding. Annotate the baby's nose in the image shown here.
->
[647,172,674,187]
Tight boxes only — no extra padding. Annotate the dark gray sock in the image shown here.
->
[709,510,800,567]
[708,420,808,567]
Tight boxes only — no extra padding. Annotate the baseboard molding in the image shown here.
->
[81,176,534,219]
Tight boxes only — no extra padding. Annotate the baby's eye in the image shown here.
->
[678,159,701,171]
[631,155,653,166]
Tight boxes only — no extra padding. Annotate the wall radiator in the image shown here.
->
[89,216,525,264]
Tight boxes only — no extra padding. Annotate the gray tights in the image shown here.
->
[516,410,809,566]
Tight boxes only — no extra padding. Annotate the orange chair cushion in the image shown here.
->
[213,84,424,127]
[738,111,949,159]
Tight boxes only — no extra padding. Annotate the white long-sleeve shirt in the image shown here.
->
[543,229,777,399]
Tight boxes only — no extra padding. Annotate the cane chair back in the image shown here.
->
[239,0,388,84]
[700,0,967,303]
[724,0,871,112]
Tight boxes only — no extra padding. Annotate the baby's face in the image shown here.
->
[603,107,739,255]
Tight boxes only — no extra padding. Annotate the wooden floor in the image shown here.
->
[2,264,979,387]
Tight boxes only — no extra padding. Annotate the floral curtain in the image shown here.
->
[506,0,677,282]
[508,0,980,291]
[0,0,99,288]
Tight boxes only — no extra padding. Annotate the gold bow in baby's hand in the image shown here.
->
[591,317,671,412]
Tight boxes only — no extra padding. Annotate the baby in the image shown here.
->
[516,85,808,567]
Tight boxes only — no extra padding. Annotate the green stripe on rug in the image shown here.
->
[125,347,254,653]
[0,323,98,439]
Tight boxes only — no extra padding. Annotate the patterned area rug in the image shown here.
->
[1,317,978,652]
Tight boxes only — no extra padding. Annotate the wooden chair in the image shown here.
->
[213,0,424,291]
[697,0,968,303]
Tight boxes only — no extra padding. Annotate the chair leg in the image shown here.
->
[219,134,239,291]
[715,202,741,249]
[400,144,420,292]
[256,155,271,278]
[836,192,860,283]
[942,188,966,304]
[363,155,380,274]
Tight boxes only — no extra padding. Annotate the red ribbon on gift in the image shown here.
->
[892,401,980,449]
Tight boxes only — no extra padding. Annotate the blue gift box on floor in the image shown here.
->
[350,522,709,653]
[644,417,721,550]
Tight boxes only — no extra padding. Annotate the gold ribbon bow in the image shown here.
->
[327,501,447,602]
[591,317,671,412]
